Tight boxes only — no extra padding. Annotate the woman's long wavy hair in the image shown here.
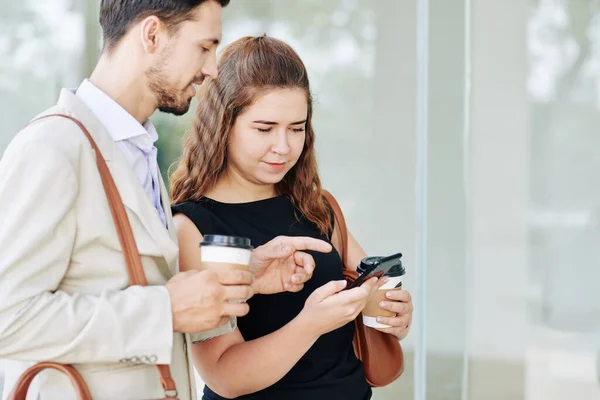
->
[170,35,333,235]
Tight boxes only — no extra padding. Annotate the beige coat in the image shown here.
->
[0,89,196,400]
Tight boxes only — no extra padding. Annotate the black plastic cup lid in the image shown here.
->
[200,234,253,250]
[386,263,405,277]
[357,256,383,275]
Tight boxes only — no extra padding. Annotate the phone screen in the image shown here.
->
[346,253,403,289]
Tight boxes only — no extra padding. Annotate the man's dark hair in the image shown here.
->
[100,0,230,53]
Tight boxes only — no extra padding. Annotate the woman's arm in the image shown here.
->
[191,317,320,398]
[330,220,367,272]
[174,214,322,398]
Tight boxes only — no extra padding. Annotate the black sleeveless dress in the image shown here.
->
[172,196,371,400]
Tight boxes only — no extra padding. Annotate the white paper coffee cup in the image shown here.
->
[362,275,404,329]
[200,244,252,266]
[200,240,252,303]
[191,234,253,343]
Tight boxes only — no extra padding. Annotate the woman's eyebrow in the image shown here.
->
[252,119,307,125]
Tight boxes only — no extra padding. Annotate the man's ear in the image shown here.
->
[139,16,163,54]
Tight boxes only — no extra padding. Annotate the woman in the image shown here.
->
[170,36,413,400]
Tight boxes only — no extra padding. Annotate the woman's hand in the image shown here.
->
[373,289,413,341]
[249,236,332,295]
[297,277,380,337]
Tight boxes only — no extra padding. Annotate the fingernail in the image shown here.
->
[386,292,394,298]
[380,302,387,308]
[282,245,290,253]
[376,317,384,323]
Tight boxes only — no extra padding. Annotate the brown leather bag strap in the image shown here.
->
[8,362,92,400]
[323,190,404,387]
[37,114,148,286]
[323,190,348,268]
[25,114,178,398]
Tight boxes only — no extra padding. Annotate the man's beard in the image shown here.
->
[146,57,193,116]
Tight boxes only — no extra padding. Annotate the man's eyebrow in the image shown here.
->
[200,37,220,46]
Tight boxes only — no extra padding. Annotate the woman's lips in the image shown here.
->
[264,162,286,171]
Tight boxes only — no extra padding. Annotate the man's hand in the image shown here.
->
[166,268,254,333]
[373,289,413,341]
[249,236,332,295]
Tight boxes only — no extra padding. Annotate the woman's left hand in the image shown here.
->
[373,289,413,341]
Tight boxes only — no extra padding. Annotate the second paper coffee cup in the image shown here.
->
[362,262,405,329]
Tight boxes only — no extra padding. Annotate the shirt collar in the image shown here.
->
[76,79,158,145]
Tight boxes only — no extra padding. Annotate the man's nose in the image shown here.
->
[201,54,218,79]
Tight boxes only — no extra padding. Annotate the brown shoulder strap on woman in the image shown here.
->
[322,189,404,387]
[323,190,348,268]
[10,114,178,399]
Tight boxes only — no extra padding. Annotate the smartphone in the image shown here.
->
[346,253,403,290]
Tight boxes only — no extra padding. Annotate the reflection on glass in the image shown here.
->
[527,0,600,398]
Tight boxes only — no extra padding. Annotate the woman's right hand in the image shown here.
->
[297,277,380,337]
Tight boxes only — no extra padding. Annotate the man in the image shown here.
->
[0,1,331,399]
